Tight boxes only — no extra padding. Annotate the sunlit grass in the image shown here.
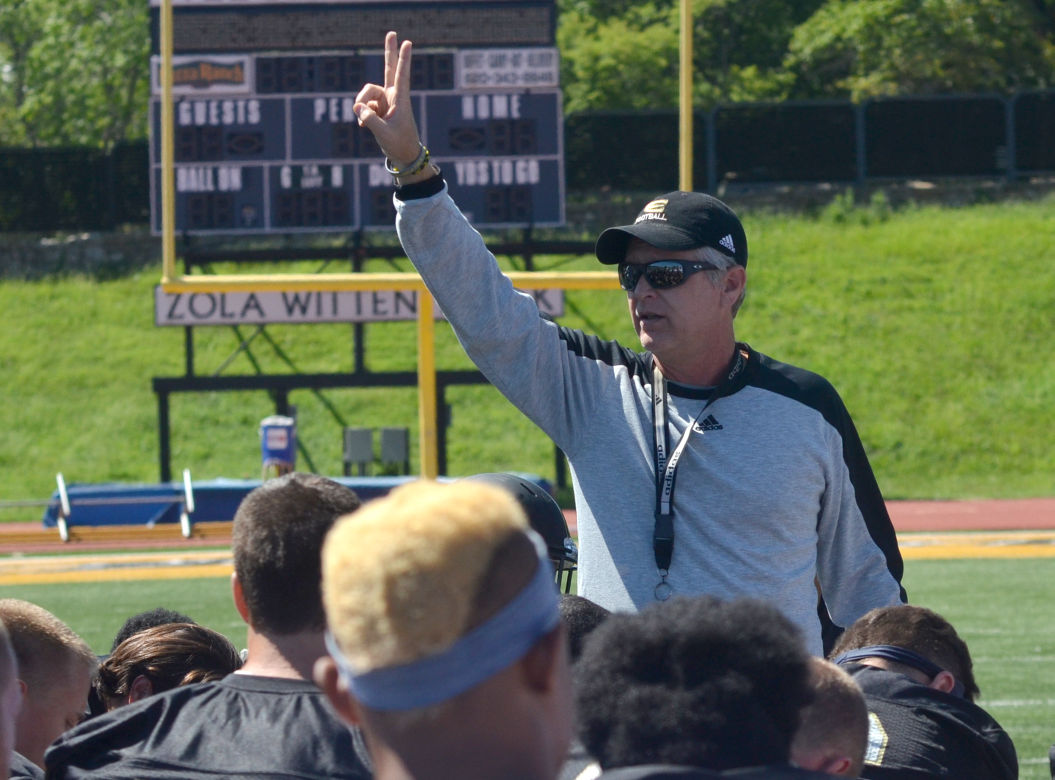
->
[0,196,1052,514]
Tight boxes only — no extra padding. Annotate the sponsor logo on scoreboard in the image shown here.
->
[152,55,251,95]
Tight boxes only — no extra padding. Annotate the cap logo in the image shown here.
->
[635,198,669,224]
[719,234,736,254]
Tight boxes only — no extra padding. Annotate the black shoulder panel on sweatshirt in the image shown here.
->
[746,351,848,429]
[555,325,651,381]
[746,350,905,599]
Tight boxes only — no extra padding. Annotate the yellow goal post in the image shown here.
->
[156,0,621,478]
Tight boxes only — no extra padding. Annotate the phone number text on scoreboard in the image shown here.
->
[150,50,564,234]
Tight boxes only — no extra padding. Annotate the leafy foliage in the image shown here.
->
[784,0,1055,100]
[559,0,1055,111]
[2,0,1054,145]
[559,4,681,113]
[0,0,149,148]
[558,0,821,111]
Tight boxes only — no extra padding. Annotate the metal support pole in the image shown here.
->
[706,107,718,194]
[1005,94,1018,182]
[417,293,439,478]
[158,390,172,483]
[184,327,194,377]
[855,102,868,186]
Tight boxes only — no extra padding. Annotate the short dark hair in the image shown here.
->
[233,473,360,635]
[96,623,241,709]
[111,607,196,652]
[558,594,610,662]
[574,595,813,771]
[831,604,979,700]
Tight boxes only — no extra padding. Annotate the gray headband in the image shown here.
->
[326,533,560,711]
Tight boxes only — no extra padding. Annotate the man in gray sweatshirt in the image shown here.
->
[353,31,905,656]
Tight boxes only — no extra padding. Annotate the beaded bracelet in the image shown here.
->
[384,143,431,178]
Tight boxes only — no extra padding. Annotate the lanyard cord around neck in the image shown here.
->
[651,347,748,600]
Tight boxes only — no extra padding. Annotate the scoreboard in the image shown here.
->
[149,1,564,235]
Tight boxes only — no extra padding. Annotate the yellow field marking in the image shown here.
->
[2,532,1054,585]
[0,551,232,586]
[0,565,233,585]
[899,531,1055,560]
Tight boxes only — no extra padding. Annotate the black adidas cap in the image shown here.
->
[595,191,748,268]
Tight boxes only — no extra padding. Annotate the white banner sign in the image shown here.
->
[155,287,564,326]
[457,48,559,89]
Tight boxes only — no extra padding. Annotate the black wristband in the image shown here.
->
[395,169,445,201]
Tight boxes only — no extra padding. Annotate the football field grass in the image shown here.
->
[900,557,1055,779]
[1,549,1052,777]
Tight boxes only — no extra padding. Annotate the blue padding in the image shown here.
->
[40,475,435,528]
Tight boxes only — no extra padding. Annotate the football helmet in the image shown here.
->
[464,472,578,594]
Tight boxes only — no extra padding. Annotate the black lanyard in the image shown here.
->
[651,347,748,600]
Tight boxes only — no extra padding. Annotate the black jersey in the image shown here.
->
[596,764,836,779]
[43,674,371,779]
[845,664,1018,780]
[10,751,44,779]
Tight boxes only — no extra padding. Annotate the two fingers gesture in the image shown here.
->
[354,31,423,169]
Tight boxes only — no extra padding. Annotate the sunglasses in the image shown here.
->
[617,259,721,292]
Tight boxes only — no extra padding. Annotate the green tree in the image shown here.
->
[785,0,1055,101]
[0,0,148,148]
[690,0,823,104]
[559,0,823,112]
[559,3,681,113]
[0,0,44,146]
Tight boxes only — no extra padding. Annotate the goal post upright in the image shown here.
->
[160,0,177,284]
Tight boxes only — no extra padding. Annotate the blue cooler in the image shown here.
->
[260,415,296,479]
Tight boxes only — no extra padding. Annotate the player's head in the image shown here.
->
[318,479,573,780]
[109,607,196,653]
[558,594,610,662]
[574,595,813,771]
[790,657,868,777]
[831,604,979,701]
[462,473,577,593]
[95,623,242,710]
[0,599,96,769]
[232,472,361,635]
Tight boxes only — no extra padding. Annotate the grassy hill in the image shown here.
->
[1,194,1053,519]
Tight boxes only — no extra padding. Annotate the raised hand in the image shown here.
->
[354,31,424,170]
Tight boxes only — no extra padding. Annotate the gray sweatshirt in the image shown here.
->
[396,180,904,655]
